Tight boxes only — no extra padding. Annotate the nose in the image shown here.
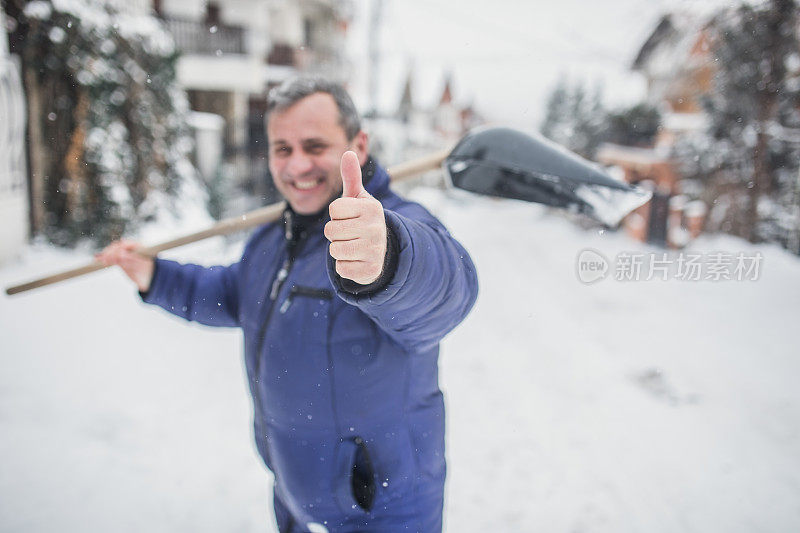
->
[286,151,314,177]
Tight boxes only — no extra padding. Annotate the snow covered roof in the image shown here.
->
[632,15,674,72]
[597,142,670,167]
[663,112,708,132]
[632,12,713,78]
[380,64,463,118]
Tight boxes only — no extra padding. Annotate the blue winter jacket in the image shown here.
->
[142,161,478,532]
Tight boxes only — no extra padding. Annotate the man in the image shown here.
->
[97,77,478,532]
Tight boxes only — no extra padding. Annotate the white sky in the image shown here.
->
[345,0,736,129]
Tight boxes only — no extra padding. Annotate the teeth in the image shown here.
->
[294,180,319,190]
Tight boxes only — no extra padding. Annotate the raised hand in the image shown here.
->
[324,151,388,285]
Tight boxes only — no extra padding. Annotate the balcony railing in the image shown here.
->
[164,17,245,55]
[268,43,345,74]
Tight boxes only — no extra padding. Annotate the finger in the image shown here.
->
[340,150,366,198]
[329,196,383,221]
[119,240,140,252]
[329,197,364,220]
[329,239,366,261]
[119,255,148,276]
[113,244,140,265]
[324,218,368,241]
[96,252,117,267]
[118,257,140,276]
[335,260,380,285]
[109,246,126,266]
[96,240,129,261]
[95,244,121,265]
[95,242,116,260]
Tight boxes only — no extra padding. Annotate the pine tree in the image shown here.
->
[604,104,661,147]
[541,78,660,159]
[571,83,607,159]
[10,0,204,246]
[540,77,571,146]
[540,78,607,159]
[678,0,800,248]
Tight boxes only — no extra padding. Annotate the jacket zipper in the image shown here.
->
[253,212,305,378]
[279,285,334,314]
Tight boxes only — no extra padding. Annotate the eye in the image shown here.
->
[272,146,290,157]
[305,143,326,155]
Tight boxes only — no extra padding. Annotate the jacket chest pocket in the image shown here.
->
[259,285,336,424]
[278,285,333,315]
[269,285,334,351]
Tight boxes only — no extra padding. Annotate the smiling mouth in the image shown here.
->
[290,178,324,191]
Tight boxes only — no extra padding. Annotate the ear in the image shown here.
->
[350,131,369,166]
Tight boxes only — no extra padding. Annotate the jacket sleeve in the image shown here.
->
[327,204,479,351]
[140,257,242,328]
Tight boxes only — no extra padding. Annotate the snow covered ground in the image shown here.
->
[1,188,799,532]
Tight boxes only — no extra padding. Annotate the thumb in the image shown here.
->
[340,150,366,198]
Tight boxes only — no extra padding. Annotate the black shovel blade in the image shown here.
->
[444,127,651,226]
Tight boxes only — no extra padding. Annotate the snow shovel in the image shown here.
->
[5,127,650,296]
[444,126,650,226]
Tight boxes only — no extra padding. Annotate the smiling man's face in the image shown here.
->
[267,92,367,215]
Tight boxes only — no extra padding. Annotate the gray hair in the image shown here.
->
[266,77,361,140]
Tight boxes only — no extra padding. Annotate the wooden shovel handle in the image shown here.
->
[5,149,451,296]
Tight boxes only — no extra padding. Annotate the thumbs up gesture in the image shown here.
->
[325,151,388,285]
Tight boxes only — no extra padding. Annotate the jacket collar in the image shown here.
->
[362,156,390,199]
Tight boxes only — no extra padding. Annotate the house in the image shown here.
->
[2,0,352,251]
[597,12,715,247]
[156,0,351,206]
[366,68,483,184]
